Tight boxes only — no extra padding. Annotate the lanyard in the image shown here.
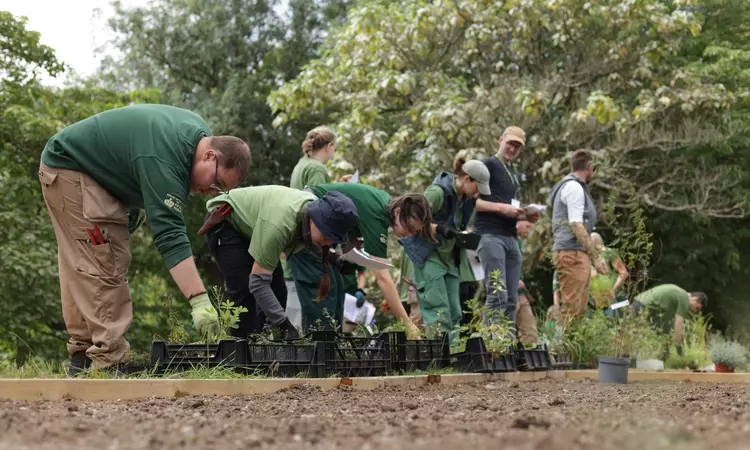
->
[496,156,520,198]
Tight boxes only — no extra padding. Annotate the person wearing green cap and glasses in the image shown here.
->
[198,185,360,339]
[407,156,490,341]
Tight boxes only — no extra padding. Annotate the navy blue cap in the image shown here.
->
[307,191,359,244]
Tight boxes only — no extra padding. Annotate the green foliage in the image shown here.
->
[559,312,614,365]
[98,0,352,188]
[0,11,64,85]
[600,190,655,297]
[270,0,749,215]
[609,309,670,360]
[537,320,566,356]
[665,313,713,370]
[553,309,669,364]
[589,275,614,309]
[451,292,513,355]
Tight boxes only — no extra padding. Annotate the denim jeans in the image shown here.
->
[477,234,522,329]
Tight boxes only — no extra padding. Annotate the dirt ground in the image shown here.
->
[0,378,748,450]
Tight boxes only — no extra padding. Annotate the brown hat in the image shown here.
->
[502,126,526,146]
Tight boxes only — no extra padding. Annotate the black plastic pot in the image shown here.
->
[597,356,629,384]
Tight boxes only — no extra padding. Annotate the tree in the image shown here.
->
[268,0,749,217]
[268,0,750,333]
[96,0,353,188]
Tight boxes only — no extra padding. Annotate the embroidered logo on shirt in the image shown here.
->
[164,194,184,213]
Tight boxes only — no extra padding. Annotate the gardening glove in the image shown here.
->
[676,345,684,356]
[435,223,458,239]
[355,288,367,308]
[189,292,219,339]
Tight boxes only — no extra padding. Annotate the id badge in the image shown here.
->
[511,199,521,208]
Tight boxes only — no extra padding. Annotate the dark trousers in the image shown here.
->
[286,247,345,333]
[205,221,287,338]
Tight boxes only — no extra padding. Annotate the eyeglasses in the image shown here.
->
[210,159,228,195]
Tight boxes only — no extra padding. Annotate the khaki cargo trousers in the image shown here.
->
[552,250,591,321]
[39,161,132,369]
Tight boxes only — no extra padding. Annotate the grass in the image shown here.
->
[0,356,461,379]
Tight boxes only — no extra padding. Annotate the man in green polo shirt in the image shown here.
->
[633,284,708,355]
[39,104,251,375]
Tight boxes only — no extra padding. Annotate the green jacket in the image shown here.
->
[42,104,211,268]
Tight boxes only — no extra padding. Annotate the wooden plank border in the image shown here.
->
[564,369,750,384]
[0,370,746,401]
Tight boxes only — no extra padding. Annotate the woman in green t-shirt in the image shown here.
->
[199,185,359,340]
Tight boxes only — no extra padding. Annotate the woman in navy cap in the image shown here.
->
[198,185,359,339]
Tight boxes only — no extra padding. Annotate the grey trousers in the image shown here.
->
[477,234,522,328]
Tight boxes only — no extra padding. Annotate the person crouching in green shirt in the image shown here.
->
[39,104,251,376]
[199,186,359,339]
[632,284,707,356]
[414,158,490,340]
[302,183,433,339]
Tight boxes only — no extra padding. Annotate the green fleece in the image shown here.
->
[41,104,211,268]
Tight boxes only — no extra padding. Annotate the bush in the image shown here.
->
[710,338,747,369]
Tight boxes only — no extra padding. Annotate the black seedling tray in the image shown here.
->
[151,339,247,373]
[451,337,517,373]
[244,341,326,378]
[489,352,518,372]
[515,343,551,371]
[387,331,450,373]
[310,330,391,377]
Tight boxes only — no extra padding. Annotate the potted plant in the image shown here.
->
[597,309,645,384]
[709,339,747,373]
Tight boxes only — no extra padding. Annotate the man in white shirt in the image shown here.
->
[548,149,608,320]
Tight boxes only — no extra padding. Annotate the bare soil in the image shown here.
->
[1,378,748,450]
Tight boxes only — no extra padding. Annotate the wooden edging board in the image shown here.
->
[565,369,750,384]
[0,370,746,401]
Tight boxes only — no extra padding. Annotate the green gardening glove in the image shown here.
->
[189,293,219,339]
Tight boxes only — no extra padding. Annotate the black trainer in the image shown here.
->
[67,351,92,378]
